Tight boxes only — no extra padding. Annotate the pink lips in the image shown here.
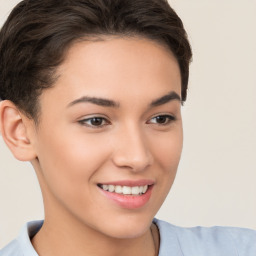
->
[98,179,154,209]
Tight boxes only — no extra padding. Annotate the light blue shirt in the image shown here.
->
[1,219,256,255]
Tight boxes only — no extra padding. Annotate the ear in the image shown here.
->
[0,100,37,161]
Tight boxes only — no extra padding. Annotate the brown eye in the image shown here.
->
[148,115,175,125]
[78,117,109,128]
[90,117,104,126]
[155,116,168,124]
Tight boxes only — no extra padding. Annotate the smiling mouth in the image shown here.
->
[97,184,149,196]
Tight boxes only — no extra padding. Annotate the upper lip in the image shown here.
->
[98,179,155,187]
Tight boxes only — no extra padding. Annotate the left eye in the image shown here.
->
[148,115,175,125]
[78,117,109,127]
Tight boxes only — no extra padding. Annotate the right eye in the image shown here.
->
[147,114,176,126]
[78,117,110,128]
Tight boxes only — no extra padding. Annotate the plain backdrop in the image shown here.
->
[0,0,256,248]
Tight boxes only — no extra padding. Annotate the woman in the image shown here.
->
[0,0,255,255]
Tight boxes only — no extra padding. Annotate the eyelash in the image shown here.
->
[78,117,110,128]
[147,114,176,126]
[78,114,176,128]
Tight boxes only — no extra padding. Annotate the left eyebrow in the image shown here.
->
[150,91,181,107]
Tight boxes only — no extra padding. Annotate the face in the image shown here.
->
[31,37,183,239]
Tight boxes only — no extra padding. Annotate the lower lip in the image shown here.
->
[99,186,153,209]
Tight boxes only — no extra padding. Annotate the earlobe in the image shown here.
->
[0,100,37,161]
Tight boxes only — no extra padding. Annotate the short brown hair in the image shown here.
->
[0,0,192,121]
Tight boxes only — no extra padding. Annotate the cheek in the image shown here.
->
[141,127,183,216]
[34,127,111,200]
[151,128,183,171]
[150,127,183,194]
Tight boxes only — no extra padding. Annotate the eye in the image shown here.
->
[78,117,110,128]
[148,115,176,125]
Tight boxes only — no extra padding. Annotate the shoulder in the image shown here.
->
[0,239,23,256]
[0,220,43,256]
[154,218,256,256]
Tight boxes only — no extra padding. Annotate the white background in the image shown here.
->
[0,0,256,248]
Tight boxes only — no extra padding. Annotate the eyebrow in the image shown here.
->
[67,91,181,108]
[150,91,181,107]
[67,96,120,108]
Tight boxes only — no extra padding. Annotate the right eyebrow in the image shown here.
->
[150,91,182,107]
[67,96,120,108]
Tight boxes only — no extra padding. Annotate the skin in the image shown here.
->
[0,37,183,256]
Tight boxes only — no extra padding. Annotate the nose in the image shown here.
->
[112,125,153,172]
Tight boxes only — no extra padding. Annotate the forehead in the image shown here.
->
[39,37,181,110]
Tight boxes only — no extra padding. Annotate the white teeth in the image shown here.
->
[131,186,139,195]
[115,185,122,193]
[143,185,148,193]
[102,185,108,191]
[123,186,132,195]
[100,184,149,195]
[109,185,115,192]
